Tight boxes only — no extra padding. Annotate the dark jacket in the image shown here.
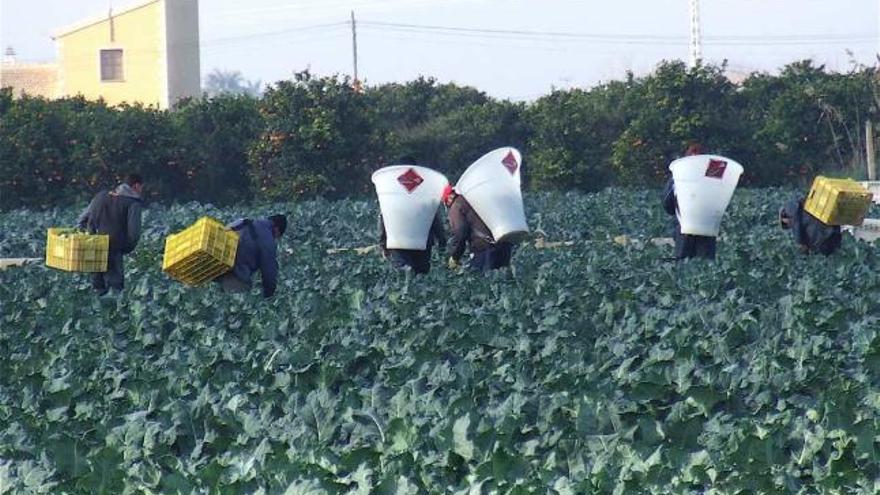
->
[227,218,279,297]
[663,177,717,260]
[447,196,497,262]
[782,198,842,255]
[77,183,143,254]
[378,211,447,254]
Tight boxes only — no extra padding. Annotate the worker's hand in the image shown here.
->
[447,257,459,270]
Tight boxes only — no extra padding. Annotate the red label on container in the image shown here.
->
[397,168,424,193]
[502,151,519,175]
[706,159,727,179]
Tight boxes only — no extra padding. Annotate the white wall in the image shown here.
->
[163,0,200,107]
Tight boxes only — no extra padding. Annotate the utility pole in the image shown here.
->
[868,120,877,180]
[688,0,702,68]
[351,10,359,88]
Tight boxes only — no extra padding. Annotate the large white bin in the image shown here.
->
[859,181,880,205]
[455,147,529,243]
[843,218,880,242]
[372,165,448,250]
[669,154,744,237]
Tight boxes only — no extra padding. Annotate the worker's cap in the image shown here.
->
[441,184,455,203]
[269,214,288,236]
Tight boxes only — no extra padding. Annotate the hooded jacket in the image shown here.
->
[227,218,279,297]
[77,183,143,254]
[782,197,841,255]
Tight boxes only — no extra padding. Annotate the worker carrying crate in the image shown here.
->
[66,174,145,296]
[804,176,872,226]
[779,176,872,255]
[163,214,287,297]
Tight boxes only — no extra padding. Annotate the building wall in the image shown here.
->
[0,63,60,98]
[56,1,164,107]
[163,0,201,107]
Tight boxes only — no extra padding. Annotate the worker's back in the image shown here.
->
[227,218,279,296]
[782,198,841,255]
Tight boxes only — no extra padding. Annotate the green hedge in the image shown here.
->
[0,60,875,209]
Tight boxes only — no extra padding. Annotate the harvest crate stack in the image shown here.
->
[162,217,239,286]
[804,176,872,226]
[45,228,109,272]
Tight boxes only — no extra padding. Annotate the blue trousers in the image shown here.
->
[469,243,513,272]
[674,234,716,260]
[92,251,125,294]
[389,249,432,274]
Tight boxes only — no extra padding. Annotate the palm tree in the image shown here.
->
[204,69,262,97]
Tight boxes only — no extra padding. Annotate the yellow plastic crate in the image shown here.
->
[45,228,109,272]
[804,176,872,226]
[162,216,239,286]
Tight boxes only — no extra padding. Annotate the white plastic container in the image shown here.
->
[859,181,880,204]
[669,154,744,237]
[372,165,448,250]
[844,218,880,242]
[455,147,529,243]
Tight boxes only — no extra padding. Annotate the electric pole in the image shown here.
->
[868,120,877,180]
[351,10,359,88]
[689,0,702,68]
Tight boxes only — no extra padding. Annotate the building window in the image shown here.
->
[100,49,123,81]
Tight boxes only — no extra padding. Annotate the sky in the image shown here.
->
[1,0,879,100]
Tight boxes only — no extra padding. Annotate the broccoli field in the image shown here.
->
[2,189,880,494]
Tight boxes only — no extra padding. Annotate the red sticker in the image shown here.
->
[502,151,519,175]
[705,159,727,179]
[397,168,424,193]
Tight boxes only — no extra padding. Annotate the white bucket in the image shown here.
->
[372,165,448,250]
[455,147,529,243]
[669,154,744,237]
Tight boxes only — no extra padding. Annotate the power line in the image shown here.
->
[211,0,468,23]
[359,31,583,54]
[201,31,348,56]
[201,22,349,48]
[358,21,878,47]
[358,24,686,46]
[359,20,688,41]
[25,29,350,74]
[11,14,880,85]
